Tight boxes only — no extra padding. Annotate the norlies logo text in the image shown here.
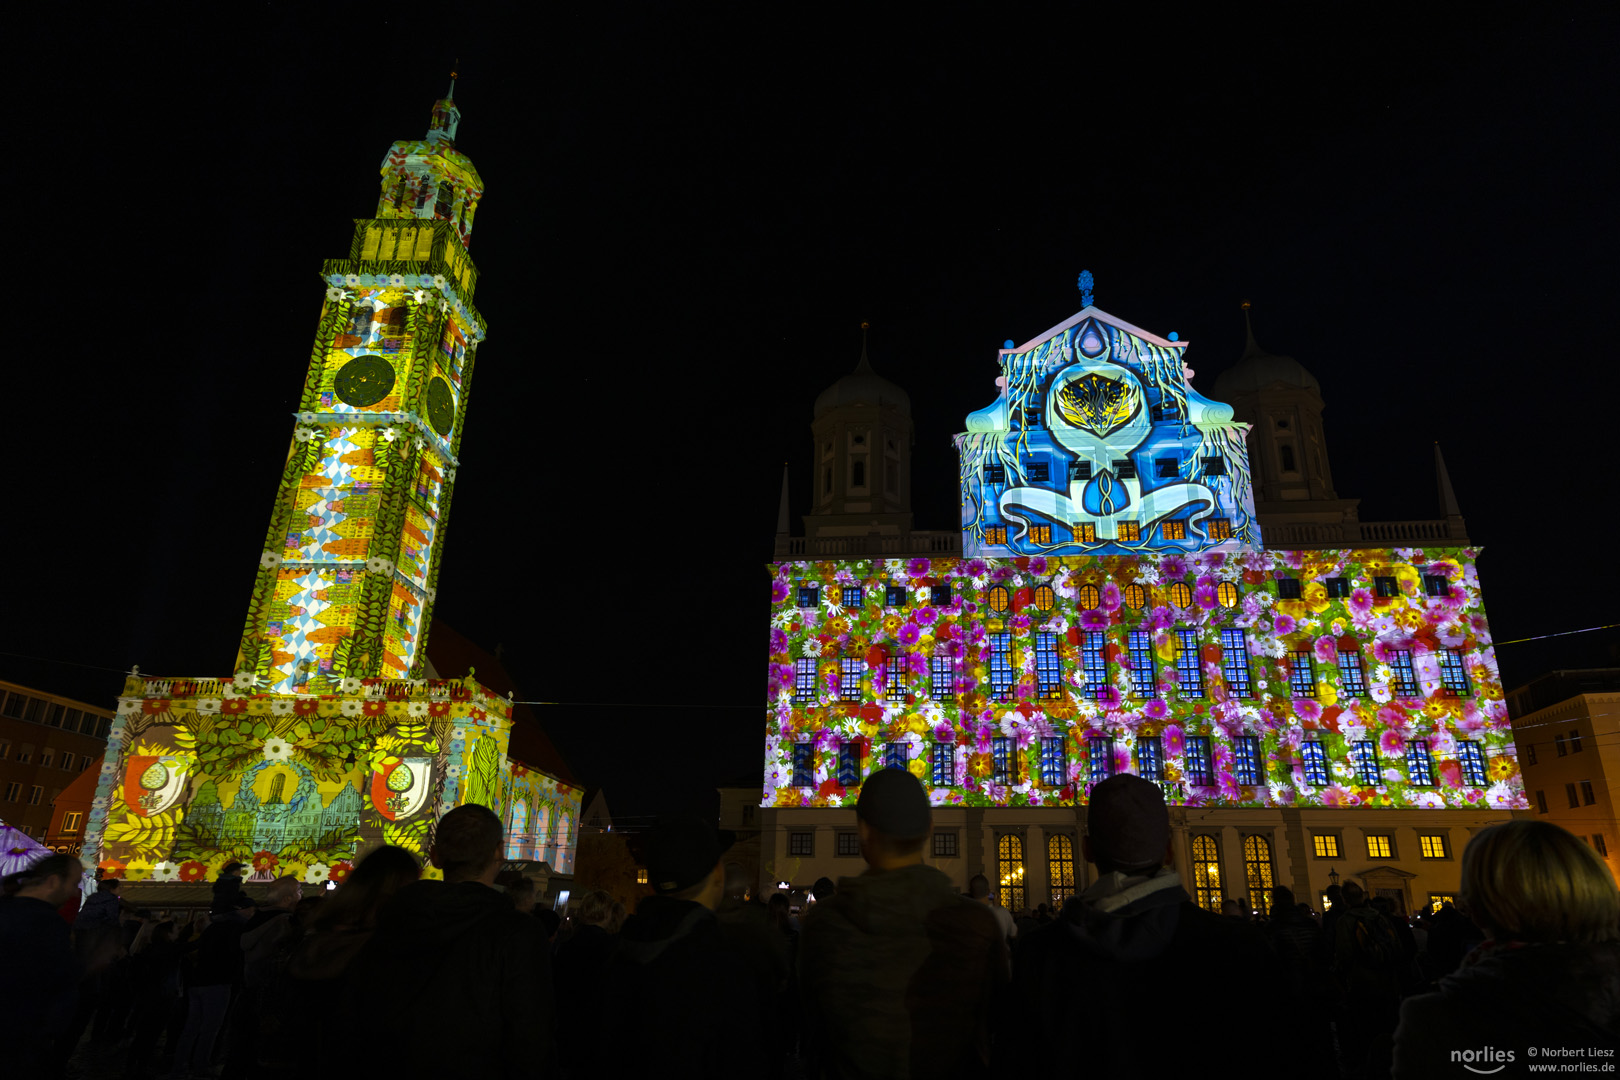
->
[1454,1047,1517,1075]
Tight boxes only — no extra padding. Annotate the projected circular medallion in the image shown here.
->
[426,376,455,436]
[334,355,396,407]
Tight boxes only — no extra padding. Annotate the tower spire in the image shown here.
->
[855,321,872,374]
[1435,442,1462,517]
[1240,300,1260,359]
[776,462,791,536]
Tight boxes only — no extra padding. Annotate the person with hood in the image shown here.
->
[1000,773,1289,1072]
[347,805,555,1079]
[1393,820,1620,1078]
[798,768,1008,1079]
[603,815,768,1077]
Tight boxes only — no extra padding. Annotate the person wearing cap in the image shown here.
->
[999,773,1289,1071]
[602,815,770,1075]
[798,768,1008,1079]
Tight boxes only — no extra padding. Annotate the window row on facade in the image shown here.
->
[0,740,94,773]
[787,735,1492,791]
[1309,830,1454,861]
[0,691,112,738]
[1534,779,1601,813]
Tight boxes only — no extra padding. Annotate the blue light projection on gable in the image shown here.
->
[955,309,1260,556]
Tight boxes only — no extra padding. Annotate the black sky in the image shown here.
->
[10,4,1619,822]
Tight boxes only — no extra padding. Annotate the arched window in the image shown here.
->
[1168,582,1193,607]
[1190,835,1221,911]
[852,459,865,487]
[1279,444,1297,472]
[1034,584,1055,610]
[267,772,286,804]
[556,814,573,870]
[1244,834,1274,916]
[1217,581,1240,607]
[988,587,1010,613]
[998,833,1026,913]
[435,180,455,218]
[347,303,375,342]
[391,174,409,211]
[1078,583,1101,609]
[1123,583,1147,610]
[1048,833,1075,908]
[533,805,551,862]
[507,800,528,860]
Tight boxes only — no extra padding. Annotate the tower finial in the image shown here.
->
[1078,270,1095,308]
[1240,300,1259,357]
[856,321,872,373]
[448,59,459,101]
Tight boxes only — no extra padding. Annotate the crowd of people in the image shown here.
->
[3,775,1616,1079]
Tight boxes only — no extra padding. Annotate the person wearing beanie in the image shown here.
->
[999,774,1297,1071]
[798,768,1008,1079]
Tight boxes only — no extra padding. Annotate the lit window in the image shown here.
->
[1423,574,1452,598]
[1352,741,1381,785]
[1389,651,1419,696]
[997,834,1026,912]
[797,586,820,608]
[1176,629,1205,698]
[1136,736,1163,781]
[885,585,907,607]
[789,832,814,856]
[839,658,862,701]
[1419,834,1447,859]
[791,744,814,786]
[1034,585,1055,610]
[1220,629,1252,698]
[1035,633,1062,699]
[1232,737,1262,786]
[1325,577,1351,598]
[1168,582,1192,607]
[1207,518,1233,540]
[988,587,1010,613]
[1040,738,1066,786]
[837,833,861,857]
[984,525,1007,545]
[884,743,910,771]
[1244,835,1274,916]
[1029,524,1052,544]
[1185,737,1214,786]
[1438,649,1470,696]
[793,659,817,703]
[1312,833,1340,858]
[1088,737,1115,784]
[1077,583,1101,609]
[837,744,861,787]
[887,661,909,702]
[1123,583,1147,609]
[1127,631,1157,698]
[1339,649,1367,696]
[1429,894,1455,913]
[1080,632,1108,701]
[842,585,864,608]
[1074,522,1097,542]
[989,633,1015,701]
[1190,835,1221,911]
[1302,742,1329,786]
[61,811,82,834]
[1216,581,1239,607]
[1048,834,1076,908]
[1374,576,1399,598]
[1162,520,1187,541]
[636,868,649,884]
[929,656,955,701]
[931,585,953,607]
[1118,521,1141,542]
[1409,740,1435,786]
[1366,835,1393,859]
[992,736,1016,784]
[933,832,958,858]
[931,741,955,786]
[1277,578,1302,599]
[1290,650,1316,697]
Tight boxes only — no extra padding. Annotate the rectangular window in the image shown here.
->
[1567,782,1581,810]
[842,585,864,608]
[38,750,52,769]
[929,655,955,701]
[789,832,814,857]
[1185,737,1214,786]
[992,736,1015,785]
[1556,735,1567,757]
[0,739,8,759]
[64,709,82,733]
[1176,629,1205,698]
[1374,576,1399,598]
[794,659,817,703]
[1302,742,1330,786]
[886,661,909,702]
[884,743,909,770]
[1232,736,1262,785]
[1526,743,1537,766]
[2,782,18,802]
[1459,741,1488,787]
[1313,833,1340,858]
[989,632,1015,701]
[885,585,907,607]
[1409,740,1435,786]
[840,658,862,701]
[1437,649,1470,695]
[1080,631,1108,700]
[933,832,958,858]
[1161,520,1187,541]
[1325,577,1351,598]
[1206,517,1233,540]
[1419,834,1447,859]
[930,585,952,607]
[1070,460,1093,481]
[1201,457,1227,477]
[1112,459,1138,480]
[1029,524,1052,544]
[797,586,820,608]
[1136,736,1163,781]
[984,525,1007,545]
[1220,629,1252,698]
[1353,741,1381,785]
[1536,789,1548,814]
[45,704,64,728]
[931,740,955,786]
[983,463,1006,483]
[62,811,83,834]
[28,786,43,806]
[1035,632,1062,699]
[1571,729,1584,753]
[1583,780,1596,805]
[1127,631,1157,698]
[0,693,25,718]
[1073,522,1097,542]
[1339,649,1367,696]
[1389,650,1418,696]
[1026,461,1049,481]
[1040,737,1067,787]
[1423,574,1452,597]
[1277,577,1302,599]
[791,743,814,787]
[1118,521,1141,542]
[1289,649,1316,697]
[838,744,861,787]
[1088,737,1116,784]
[1366,834,1392,859]
[836,832,860,857]
[1594,833,1608,857]
[59,752,74,771]
[1155,457,1179,479]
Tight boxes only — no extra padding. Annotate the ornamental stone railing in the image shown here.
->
[774,530,963,559]
[1259,518,1463,549]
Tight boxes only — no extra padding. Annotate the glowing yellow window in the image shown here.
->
[1217,581,1240,607]
[1162,520,1187,540]
[1074,522,1097,542]
[988,587,1010,613]
[1419,834,1447,859]
[1208,518,1234,540]
[1366,835,1392,859]
[1312,834,1339,858]
[985,525,1007,545]
[636,868,648,884]
[1034,585,1055,610]
[1029,525,1051,544]
[1078,584,1101,609]
[1168,582,1193,607]
[1123,583,1147,610]
[1118,522,1141,542]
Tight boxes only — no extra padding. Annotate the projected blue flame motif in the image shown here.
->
[957,310,1259,556]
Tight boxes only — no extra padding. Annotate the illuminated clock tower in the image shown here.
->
[236,77,487,693]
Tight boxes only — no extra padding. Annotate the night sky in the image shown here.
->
[11,6,1619,822]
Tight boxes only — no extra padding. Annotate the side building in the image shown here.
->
[1507,669,1620,882]
[745,297,1523,917]
[0,681,112,841]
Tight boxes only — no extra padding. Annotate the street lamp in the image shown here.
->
[1328,868,1340,887]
